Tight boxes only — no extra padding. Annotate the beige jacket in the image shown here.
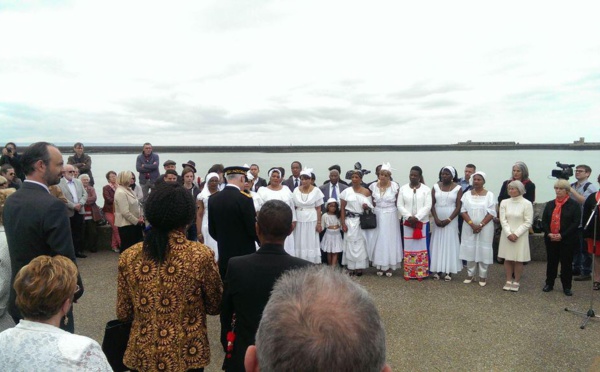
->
[114,186,140,227]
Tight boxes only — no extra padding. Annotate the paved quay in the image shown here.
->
[74,249,600,372]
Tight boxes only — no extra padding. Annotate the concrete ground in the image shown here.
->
[73,250,600,372]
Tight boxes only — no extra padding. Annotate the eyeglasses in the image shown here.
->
[8,173,14,176]
[575,170,587,173]
[65,171,75,174]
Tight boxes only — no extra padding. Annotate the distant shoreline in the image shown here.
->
[57,143,600,154]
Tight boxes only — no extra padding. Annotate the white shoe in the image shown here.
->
[503,281,512,291]
[479,279,487,287]
[463,277,474,284]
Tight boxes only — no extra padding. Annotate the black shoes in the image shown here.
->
[564,289,573,296]
[574,275,592,281]
[542,285,553,292]
[75,253,87,258]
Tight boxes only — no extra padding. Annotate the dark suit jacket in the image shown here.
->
[252,177,267,192]
[318,182,348,212]
[542,198,581,246]
[221,243,312,372]
[208,185,258,278]
[282,176,300,192]
[3,181,83,320]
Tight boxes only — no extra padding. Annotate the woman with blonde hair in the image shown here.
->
[541,179,580,295]
[0,255,112,370]
[498,180,533,292]
[114,170,144,253]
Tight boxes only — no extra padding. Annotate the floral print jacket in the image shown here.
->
[117,231,222,372]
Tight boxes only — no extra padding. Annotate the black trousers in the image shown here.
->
[118,224,144,253]
[70,214,85,254]
[545,240,576,289]
[84,219,98,252]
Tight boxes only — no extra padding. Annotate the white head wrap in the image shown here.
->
[268,168,282,178]
[300,167,313,178]
[246,170,254,181]
[443,166,456,179]
[469,171,487,185]
[205,172,219,182]
[380,162,392,172]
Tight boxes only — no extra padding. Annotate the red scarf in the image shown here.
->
[550,195,569,234]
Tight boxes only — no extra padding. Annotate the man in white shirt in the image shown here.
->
[570,164,597,280]
[58,164,88,258]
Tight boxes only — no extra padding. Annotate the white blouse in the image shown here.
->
[0,320,113,371]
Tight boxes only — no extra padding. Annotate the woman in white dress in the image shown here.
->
[459,171,496,287]
[430,166,463,281]
[196,172,220,260]
[498,180,533,292]
[293,168,324,263]
[341,170,373,276]
[257,167,297,255]
[368,163,402,277]
[397,166,432,281]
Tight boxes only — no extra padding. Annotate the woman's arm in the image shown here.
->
[202,251,223,316]
[514,201,533,237]
[115,190,139,225]
[196,199,205,243]
[340,199,347,232]
[103,186,114,205]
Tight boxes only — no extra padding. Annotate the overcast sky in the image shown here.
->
[1,0,599,146]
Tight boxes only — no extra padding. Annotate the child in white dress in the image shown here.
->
[321,198,343,266]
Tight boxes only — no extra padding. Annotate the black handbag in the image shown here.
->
[360,209,377,229]
[102,319,132,372]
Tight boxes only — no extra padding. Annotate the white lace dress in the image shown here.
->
[341,188,373,270]
[321,214,343,253]
[293,187,324,263]
[0,320,113,371]
[368,182,402,271]
[429,184,462,274]
[257,186,297,256]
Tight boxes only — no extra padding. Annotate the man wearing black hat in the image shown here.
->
[153,159,182,190]
[208,165,259,279]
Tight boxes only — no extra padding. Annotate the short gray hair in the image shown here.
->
[513,161,530,181]
[255,266,387,372]
[508,180,526,196]
[78,174,90,181]
[225,173,243,182]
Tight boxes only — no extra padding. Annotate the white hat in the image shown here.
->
[300,167,313,177]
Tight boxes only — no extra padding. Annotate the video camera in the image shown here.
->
[551,161,574,180]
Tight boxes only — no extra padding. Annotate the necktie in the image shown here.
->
[331,184,337,200]
[294,178,298,188]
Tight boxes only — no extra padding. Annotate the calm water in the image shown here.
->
[72,150,600,207]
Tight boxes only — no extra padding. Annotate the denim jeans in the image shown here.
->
[572,228,592,275]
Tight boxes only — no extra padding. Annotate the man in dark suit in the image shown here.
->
[319,168,348,212]
[58,164,88,258]
[3,142,84,333]
[282,160,302,191]
[208,165,258,279]
[221,199,312,372]
[249,163,267,191]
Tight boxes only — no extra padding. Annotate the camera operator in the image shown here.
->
[0,142,24,182]
[569,164,597,281]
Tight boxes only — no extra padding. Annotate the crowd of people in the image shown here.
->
[2,140,600,371]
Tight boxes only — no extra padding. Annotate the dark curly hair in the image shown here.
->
[143,182,196,263]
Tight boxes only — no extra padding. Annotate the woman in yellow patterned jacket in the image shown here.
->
[117,182,222,372]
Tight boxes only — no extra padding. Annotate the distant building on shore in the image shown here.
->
[457,140,517,146]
